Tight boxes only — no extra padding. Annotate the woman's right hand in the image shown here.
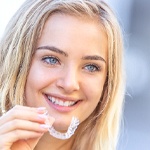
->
[0,105,55,150]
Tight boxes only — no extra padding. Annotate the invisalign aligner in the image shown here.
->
[48,116,80,140]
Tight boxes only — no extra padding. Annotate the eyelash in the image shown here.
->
[41,56,101,72]
[84,64,101,72]
[42,56,60,65]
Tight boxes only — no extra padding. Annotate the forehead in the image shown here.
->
[37,13,108,62]
[40,12,107,41]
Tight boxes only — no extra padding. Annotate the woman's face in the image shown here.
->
[25,13,108,131]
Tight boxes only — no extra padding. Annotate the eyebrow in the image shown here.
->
[82,55,106,63]
[37,46,68,57]
[37,45,106,63]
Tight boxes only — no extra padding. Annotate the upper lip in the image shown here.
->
[45,93,81,102]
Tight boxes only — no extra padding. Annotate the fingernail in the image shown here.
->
[38,114,47,119]
[40,124,51,129]
[37,107,46,110]
[37,107,47,113]
[45,116,55,127]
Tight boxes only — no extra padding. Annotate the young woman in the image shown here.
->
[0,0,125,149]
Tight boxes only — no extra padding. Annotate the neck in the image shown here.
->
[34,132,75,150]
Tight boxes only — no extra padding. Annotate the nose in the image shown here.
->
[56,67,80,93]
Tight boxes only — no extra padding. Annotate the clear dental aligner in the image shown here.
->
[48,117,80,140]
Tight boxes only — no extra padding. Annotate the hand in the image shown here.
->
[0,105,55,150]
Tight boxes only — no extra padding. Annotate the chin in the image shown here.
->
[53,120,70,133]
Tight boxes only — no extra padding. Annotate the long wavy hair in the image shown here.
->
[0,0,125,149]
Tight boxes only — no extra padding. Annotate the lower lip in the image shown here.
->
[44,95,81,113]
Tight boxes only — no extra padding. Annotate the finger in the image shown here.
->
[10,105,47,114]
[0,118,52,135]
[0,130,44,146]
[0,105,47,125]
[25,136,43,149]
[11,136,43,150]
[2,105,46,116]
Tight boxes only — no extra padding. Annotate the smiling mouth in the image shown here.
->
[47,95,78,107]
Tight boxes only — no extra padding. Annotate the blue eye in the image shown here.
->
[84,64,100,72]
[42,56,60,65]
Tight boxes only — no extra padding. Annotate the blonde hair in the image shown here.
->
[0,0,125,149]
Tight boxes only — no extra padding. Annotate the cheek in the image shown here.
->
[85,76,105,100]
[87,85,103,106]
[83,77,105,111]
[26,63,57,90]
[24,63,56,105]
[79,81,104,123]
[25,68,45,91]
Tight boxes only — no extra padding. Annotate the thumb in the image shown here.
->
[25,134,44,149]
[26,115,55,149]
[11,135,43,150]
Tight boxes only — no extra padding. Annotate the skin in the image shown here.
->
[0,13,108,150]
[0,106,53,149]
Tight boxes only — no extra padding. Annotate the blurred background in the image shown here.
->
[0,0,150,149]
[107,0,150,149]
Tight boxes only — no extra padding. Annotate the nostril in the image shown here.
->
[56,76,80,93]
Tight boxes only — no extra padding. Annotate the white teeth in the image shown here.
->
[47,96,76,107]
[64,101,69,106]
[51,97,55,103]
